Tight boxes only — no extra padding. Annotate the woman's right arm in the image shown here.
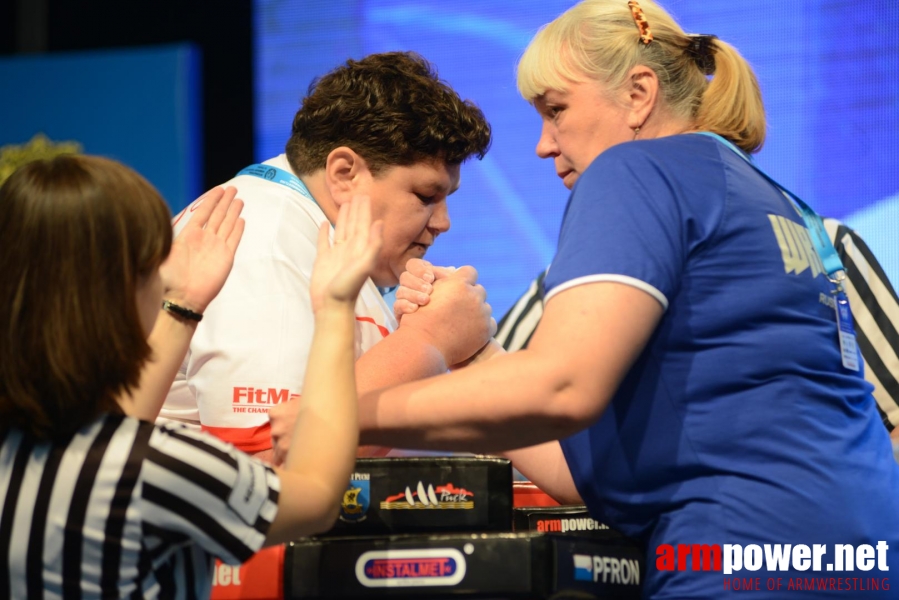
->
[264,196,383,545]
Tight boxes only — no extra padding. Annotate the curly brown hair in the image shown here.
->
[286,52,492,175]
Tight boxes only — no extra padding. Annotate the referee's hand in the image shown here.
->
[159,186,245,314]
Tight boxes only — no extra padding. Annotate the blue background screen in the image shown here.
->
[255,1,899,315]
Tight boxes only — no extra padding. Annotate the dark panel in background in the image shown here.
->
[3,0,254,190]
[1,1,18,54]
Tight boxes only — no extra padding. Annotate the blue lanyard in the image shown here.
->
[696,133,859,371]
[236,164,317,204]
[235,163,399,299]
[694,132,845,283]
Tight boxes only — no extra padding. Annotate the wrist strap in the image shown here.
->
[161,300,203,322]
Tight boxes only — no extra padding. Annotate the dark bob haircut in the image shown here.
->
[286,51,492,176]
[0,155,172,441]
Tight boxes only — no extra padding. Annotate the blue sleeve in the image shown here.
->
[544,140,723,308]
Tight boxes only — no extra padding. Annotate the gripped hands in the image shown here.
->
[397,262,496,366]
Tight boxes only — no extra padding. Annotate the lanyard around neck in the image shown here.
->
[695,132,860,371]
[235,163,400,297]
[237,164,317,205]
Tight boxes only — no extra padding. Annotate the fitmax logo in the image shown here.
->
[573,554,640,585]
[232,387,293,405]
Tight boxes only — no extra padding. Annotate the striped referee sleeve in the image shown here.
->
[495,269,547,352]
[825,218,899,431]
[139,423,280,565]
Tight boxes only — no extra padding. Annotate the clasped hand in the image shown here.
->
[394,258,497,367]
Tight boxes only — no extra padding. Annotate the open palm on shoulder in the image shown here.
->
[310,195,383,313]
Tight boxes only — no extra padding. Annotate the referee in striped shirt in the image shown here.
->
[1,417,279,599]
[0,156,378,598]
[495,218,899,446]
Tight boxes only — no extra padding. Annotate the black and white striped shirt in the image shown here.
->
[824,219,899,432]
[497,219,899,432]
[0,414,279,599]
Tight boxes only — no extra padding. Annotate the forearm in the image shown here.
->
[502,441,583,505]
[354,327,450,393]
[267,313,363,546]
[124,310,197,421]
[283,304,358,501]
[451,338,505,370]
[359,348,597,453]
[268,315,426,464]
[127,185,244,423]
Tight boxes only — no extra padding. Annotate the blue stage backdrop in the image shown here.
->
[0,44,202,213]
[255,1,899,315]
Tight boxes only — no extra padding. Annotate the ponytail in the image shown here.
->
[696,39,766,154]
[517,0,768,154]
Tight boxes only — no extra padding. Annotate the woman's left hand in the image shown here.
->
[159,186,245,314]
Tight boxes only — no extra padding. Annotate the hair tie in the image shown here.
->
[686,34,718,75]
[627,1,654,45]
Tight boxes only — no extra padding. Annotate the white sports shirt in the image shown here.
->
[159,155,397,453]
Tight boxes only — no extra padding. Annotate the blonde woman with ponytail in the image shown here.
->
[362,2,899,597]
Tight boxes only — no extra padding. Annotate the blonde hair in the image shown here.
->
[517,0,766,153]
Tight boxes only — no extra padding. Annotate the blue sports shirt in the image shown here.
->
[546,134,899,598]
